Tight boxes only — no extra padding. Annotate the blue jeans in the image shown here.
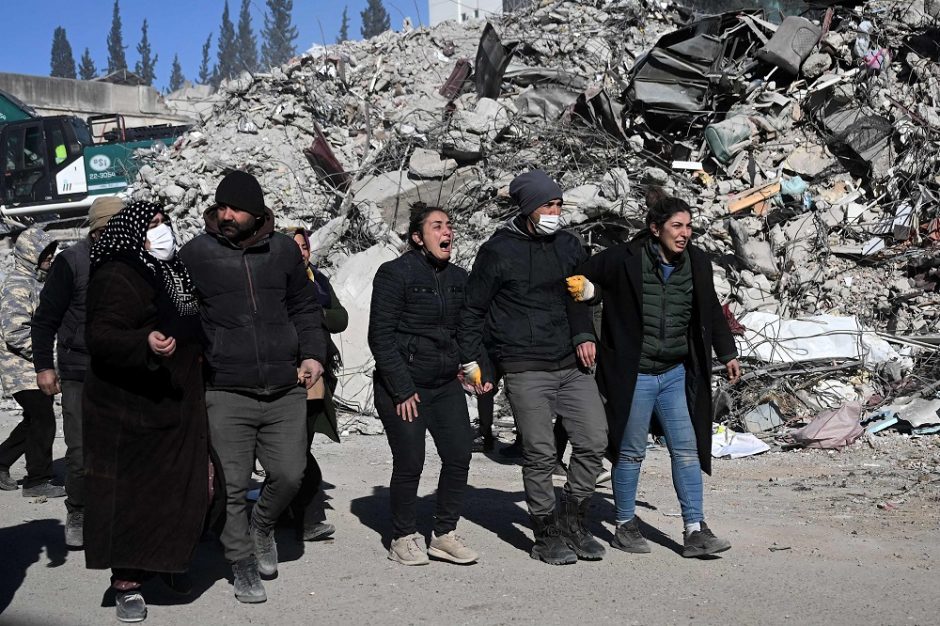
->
[613,365,704,525]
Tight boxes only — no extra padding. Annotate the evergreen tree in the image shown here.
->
[50,27,77,79]
[168,54,185,92]
[79,48,97,80]
[198,34,213,85]
[134,19,158,85]
[215,0,237,85]
[261,0,298,69]
[360,0,391,39]
[106,0,127,73]
[235,0,259,74]
[336,6,349,44]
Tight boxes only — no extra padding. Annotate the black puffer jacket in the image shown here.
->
[368,249,467,403]
[179,209,325,395]
[458,216,595,380]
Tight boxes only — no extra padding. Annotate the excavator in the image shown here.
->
[0,88,188,227]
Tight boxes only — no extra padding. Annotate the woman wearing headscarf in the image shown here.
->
[567,189,741,558]
[83,201,211,622]
[284,226,348,541]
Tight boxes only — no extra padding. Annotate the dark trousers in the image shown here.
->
[289,399,327,524]
[375,378,472,539]
[62,380,84,512]
[478,387,569,460]
[0,390,56,487]
[206,387,307,562]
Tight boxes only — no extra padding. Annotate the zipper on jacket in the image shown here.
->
[432,264,447,378]
[243,254,266,389]
[659,273,666,355]
[244,256,259,314]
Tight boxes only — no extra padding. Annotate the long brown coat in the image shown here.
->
[83,261,209,572]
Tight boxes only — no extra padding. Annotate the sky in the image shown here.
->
[0,0,426,92]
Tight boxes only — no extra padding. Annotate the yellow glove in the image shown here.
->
[566,275,595,302]
[462,361,482,385]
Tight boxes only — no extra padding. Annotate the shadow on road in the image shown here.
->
[0,518,68,614]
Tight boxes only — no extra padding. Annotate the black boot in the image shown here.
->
[232,556,267,604]
[530,512,577,565]
[560,492,605,561]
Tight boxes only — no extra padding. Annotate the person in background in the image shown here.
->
[31,196,124,548]
[368,203,477,567]
[0,226,61,498]
[567,189,740,558]
[286,225,348,542]
[83,202,209,623]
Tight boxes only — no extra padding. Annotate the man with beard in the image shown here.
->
[179,171,326,604]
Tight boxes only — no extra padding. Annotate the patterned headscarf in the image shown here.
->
[90,200,199,317]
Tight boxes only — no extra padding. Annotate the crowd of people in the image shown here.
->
[0,167,740,622]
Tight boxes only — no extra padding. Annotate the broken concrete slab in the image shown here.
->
[408,148,459,179]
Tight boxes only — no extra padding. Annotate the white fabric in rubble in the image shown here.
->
[711,425,770,459]
[735,312,900,369]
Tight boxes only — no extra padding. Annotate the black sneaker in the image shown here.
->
[250,519,278,577]
[683,522,731,558]
[115,590,147,623]
[0,470,17,491]
[22,481,66,498]
[301,521,335,542]
[611,517,651,554]
[498,440,524,459]
[232,556,267,603]
[552,461,568,478]
[65,511,84,548]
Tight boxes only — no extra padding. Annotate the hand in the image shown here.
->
[37,369,61,396]
[725,359,741,384]
[566,275,595,302]
[297,359,325,389]
[462,361,493,396]
[576,341,596,368]
[396,393,421,422]
[148,331,177,358]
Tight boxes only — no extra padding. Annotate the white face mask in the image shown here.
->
[532,214,561,236]
[146,223,176,261]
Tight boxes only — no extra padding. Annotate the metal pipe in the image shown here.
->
[0,196,100,217]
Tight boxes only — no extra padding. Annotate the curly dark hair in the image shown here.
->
[407,202,448,249]
[645,187,693,229]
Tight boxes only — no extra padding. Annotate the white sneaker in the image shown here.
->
[428,531,478,564]
[388,532,429,566]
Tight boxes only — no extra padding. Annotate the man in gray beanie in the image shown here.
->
[458,169,608,565]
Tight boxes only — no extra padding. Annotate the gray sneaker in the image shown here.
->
[115,590,147,623]
[611,517,651,554]
[428,531,478,564]
[388,532,429,566]
[22,481,66,498]
[683,522,731,558]
[249,520,278,577]
[0,470,17,491]
[232,556,267,604]
[65,511,84,548]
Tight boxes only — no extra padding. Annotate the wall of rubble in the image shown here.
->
[17,0,940,442]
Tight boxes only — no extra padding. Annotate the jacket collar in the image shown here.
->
[203,205,275,249]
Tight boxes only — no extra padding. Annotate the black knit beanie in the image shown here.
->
[509,170,563,216]
[211,170,268,217]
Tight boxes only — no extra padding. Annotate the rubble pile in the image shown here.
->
[127,0,940,444]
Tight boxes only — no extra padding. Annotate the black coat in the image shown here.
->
[368,250,467,403]
[458,217,595,379]
[178,209,325,395]
[578,239,737,474]
[83,261,209,572]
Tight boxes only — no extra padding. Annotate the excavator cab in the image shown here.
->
[1,116,91,206]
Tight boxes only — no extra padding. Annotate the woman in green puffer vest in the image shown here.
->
[568,189,741,559]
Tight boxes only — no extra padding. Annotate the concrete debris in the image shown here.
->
[4,0,938,452]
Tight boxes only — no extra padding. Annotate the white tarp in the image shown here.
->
[735,312,900,368]
[711,425,770,459]
[331,243,400,415]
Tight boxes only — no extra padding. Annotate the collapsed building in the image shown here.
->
[12,0,940,451]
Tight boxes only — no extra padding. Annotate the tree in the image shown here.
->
[168,54,185,92]
[215,0,237,85]
[106,0,127,73]
[336,6,349,44]
[134,19,158,85]
[235,0,259,74]
[261,0,298,69]
[360,0,390,39]
[79,48,97,80]
[50,27,77,79]
[198,34,213,85]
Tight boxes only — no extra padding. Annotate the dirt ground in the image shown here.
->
[0,406,938,626]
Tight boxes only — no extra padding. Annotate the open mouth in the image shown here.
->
[439,239,452,251]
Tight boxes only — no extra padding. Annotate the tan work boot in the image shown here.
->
[388,532,429,566]
[428,531,478,564]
